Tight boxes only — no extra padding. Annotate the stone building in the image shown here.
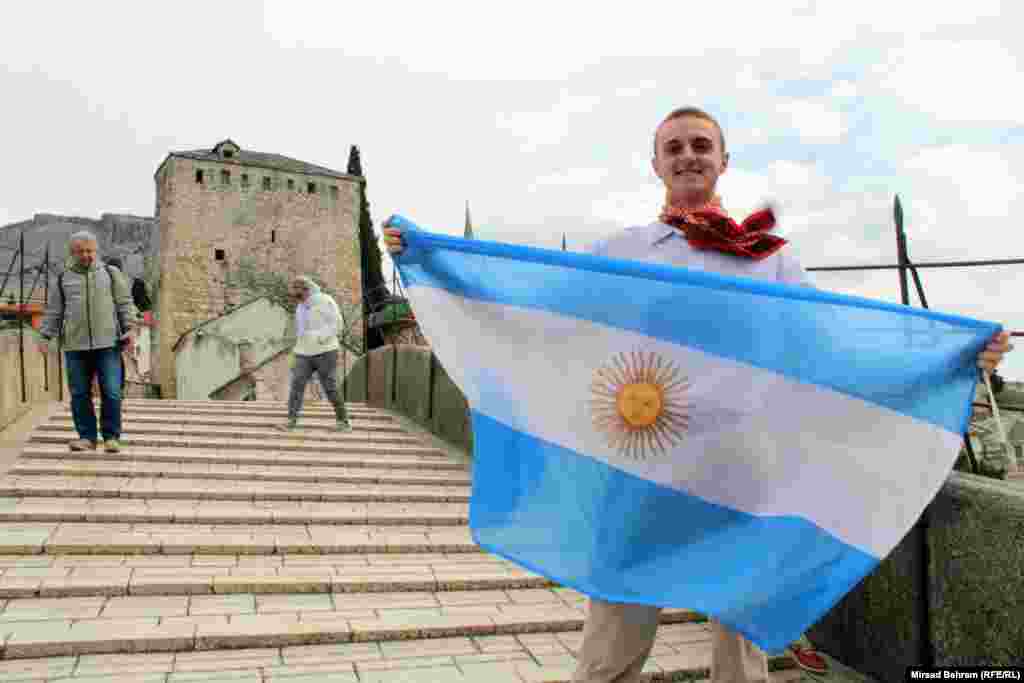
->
[152,140,363,399]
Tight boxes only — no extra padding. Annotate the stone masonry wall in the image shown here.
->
[154,155,362,398]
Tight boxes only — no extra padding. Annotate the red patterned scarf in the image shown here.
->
[658,196,787,261]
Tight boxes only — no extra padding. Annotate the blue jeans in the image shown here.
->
[65,346,123,442]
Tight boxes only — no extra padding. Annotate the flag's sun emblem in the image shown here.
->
[589,351,691,459]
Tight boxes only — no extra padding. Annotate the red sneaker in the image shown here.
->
[789,640,828,675]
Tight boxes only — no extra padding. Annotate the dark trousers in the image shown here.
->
[288,350,348,422]
[65,346,123,442]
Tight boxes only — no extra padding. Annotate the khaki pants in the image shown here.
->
[571,599,769,683]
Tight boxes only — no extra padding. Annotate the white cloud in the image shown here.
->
[718,161,833,219]
[495,93,601,152]
[773,100,848,144]
[903,145,1021,219]
[589,181,664,227]
[529,167,610,192]
[874,39,1024,124]
[615,80,659,98]
[829,80,858,99]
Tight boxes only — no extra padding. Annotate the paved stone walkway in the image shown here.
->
[0,399,875,682]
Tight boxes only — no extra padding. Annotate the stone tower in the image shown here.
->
[152,139,363,399]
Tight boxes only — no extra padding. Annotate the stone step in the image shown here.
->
[9,459,473,487]
[0,557,553,598]
[0,523,477,556]
[111,400,394,420]
[36,423,425,447]
[0,590,709,661]
[53,407,396,423]
[0,627,802,682]
[17,445,468,472]
[121,400,371,409]
[0,497,469,527]
[49,413,407,434]
[0,475,471,503]
[28,433,448,457]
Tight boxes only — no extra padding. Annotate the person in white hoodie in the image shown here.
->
[277,275,352,432]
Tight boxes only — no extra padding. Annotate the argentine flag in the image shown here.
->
[388,214,1000,653]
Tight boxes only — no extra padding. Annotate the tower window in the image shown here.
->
[271,230,276,244]
[330,185,338,199]
[262,176,271,190]
[241,173,250,188]
[215,249,226,261]
[195,170,204,184]
[307,182,316,194]
[287,179,294,190]
[221,170,230,185]
[223,150,234,159]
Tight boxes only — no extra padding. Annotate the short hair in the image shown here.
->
[653,107,726,157]
[69,230,98,245]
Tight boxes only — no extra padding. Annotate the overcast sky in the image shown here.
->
[2,1,1021,378]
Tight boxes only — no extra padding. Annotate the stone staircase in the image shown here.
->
[0,399,807,682]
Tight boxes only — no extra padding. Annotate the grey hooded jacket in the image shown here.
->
[39,256,136,351]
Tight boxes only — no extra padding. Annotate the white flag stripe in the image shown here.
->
[407,283,962,559]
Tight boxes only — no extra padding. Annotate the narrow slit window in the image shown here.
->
[307,182,316,194]
[195,169,204,184]
[329,185,338,199]
[241,173,249,188]
[262,176,271,190]
[271,230,276,244]
[223,150,234,159]
[221,170,230,185]
[215,249,226,261]
[287,179,295,190]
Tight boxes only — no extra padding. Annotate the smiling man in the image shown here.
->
[382,107,1013,682]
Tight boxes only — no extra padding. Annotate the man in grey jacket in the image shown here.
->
[37,231,136,453]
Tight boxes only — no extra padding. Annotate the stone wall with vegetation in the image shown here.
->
[809,471,1024,678]
[343,344,471,454]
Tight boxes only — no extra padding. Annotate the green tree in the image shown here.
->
[347,145,387,350]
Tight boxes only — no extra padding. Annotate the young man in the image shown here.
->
[277,276,353,433]
[383,108,1012,682]
[38,231,136,453]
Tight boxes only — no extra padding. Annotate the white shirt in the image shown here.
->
[588,222,811,287]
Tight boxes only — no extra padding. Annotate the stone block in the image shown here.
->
[393,346,432,427]
[341,353,367,403]
[431,360,472,454]
[366,347,394,409]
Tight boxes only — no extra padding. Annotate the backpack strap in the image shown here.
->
[106,264,121,339]
[57,271,65,346]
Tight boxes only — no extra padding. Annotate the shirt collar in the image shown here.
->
[647,221,679,247]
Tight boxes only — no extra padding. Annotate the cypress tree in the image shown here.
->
[347,145,387,350]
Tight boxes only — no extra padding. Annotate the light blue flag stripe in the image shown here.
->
[389,215,999,435]
[469,411,877,654]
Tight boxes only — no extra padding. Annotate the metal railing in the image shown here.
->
[4,230,55,405]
